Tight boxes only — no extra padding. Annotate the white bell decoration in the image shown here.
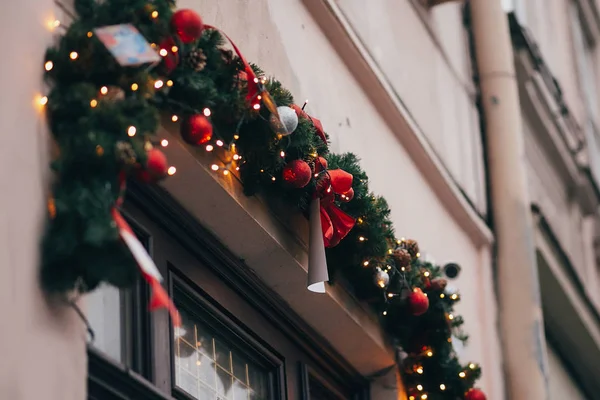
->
[270,106,298,136]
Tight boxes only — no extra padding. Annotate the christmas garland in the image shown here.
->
[40,1,485,399]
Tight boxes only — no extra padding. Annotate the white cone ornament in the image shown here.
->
[270,106,299,136]
[307,198,329,293]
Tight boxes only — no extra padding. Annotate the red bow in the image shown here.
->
[317,169,356,247]
[292,104,327,144]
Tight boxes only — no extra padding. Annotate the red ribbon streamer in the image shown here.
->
[317,169,356,248]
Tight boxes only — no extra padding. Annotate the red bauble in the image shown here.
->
[314,156,328,173]
[181,114,213,145]
[465,388,487,400]
[408,288,429,316]
[282,160,312,188]
[137,148,168,182]
[171,9,204,43]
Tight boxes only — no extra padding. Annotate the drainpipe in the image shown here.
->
[469,1,549,399]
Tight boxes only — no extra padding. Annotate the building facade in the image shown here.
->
[1,0,598,399]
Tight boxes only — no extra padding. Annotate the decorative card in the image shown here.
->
[94,24,160,66]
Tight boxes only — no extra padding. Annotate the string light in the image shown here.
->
[154,80,164,89]
[382,310,387,316]
[440,293,445,298]
[416,385,423,391]
[401,267,406,272]
[151,10,159,18]
[167,166,176,175]
[90,99,98,108]
[70,51,79,60]
[363,261,369,266]
[416,366,423,374]
[271,176,276,181]
[280,151,285,157]
[233,134,240,140]
[469,363,476,370]
[409,397,415,400]
[39,96,49,106]
[388,293,394,298]
[87,31,93,38]
[161,139,169,147]
[203,108,211,117]
[171,45,178,53]
[423,271,430,277]
[448,314,454,320]
[359,236,366,241]
[357,217,364,224]
[439,384,446,391]
[159,48,168,57]
[257,95,262,100]
[211,164,219,171]
[233,154,240,160]
[45,61,54,71]
[426,350,433,357]
[100,86,108,95]
[421,395,428,400]
[127,126,137,136]
[131,83,139,91]
[47,19,60,30]
[223,170,229,176]
[253,104,260,110]
[236,167,240,171]
[260,169,264,173]
[196,360,201,366]
[216,140,224,147]
[451,294,458,300]
[206,144,214,152]
[171,115,179,122]
[459,371,466,378]
[167,80,174,87]
[416,252,421,258]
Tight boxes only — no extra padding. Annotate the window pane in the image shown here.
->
[86,284,124,362]
[174,309,271,400]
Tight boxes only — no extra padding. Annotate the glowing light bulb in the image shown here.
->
[196,360,201,366]
[216,140,224,147]
[363,261,369,266]
[127,126,136,136]
[201,108,211,118]
[171,45,178,52]
[440,384,446,391]
[151,10,159,18]
[451,294,458,300]
[388,293,394,298]
[236,167,240,171]
[70,51,78,60]
[423,271,430,277]
[44,61,53,71]
[167,166,176,175]
[166,80,174,87]
[416,367,423,374]
[271,176,276,181]
[233,134,240,140]
[253,78,259,83]
[87,31,93,38]
[459,372,466,378]
[233,154,240,160]
[211,164,219,171]
[159,48,168,57]
[170,115,179,123]
[131,83,139,91]
[382,310,387,316]
[39,96,48,106]
[280,151,285,157]
[469,363,476,370]
[417,385,423,391]
[448,314,454,320]
[421,395,428,400]
[359,236,366,241]
[223,170,229,176]
[47,19,60,30]
[161,139,169,147]
[426,351,433,357]
[440,293,445,298]
[90,99,98,108]
[100,86,108,95]
[401,267,406,272]
[253,104,260,110]
[154,80,164,89]
[416,252,421,258]
[206,144,214,152]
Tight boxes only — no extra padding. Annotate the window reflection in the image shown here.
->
[174,310,269,400]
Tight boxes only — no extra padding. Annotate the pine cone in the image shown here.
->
[185,49,207,72]
[430,278,447,292]
[392,248,412,269]
[404,239,420,258]
[115,141,137,166]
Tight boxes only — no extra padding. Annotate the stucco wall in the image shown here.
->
[0,0,87,399]
[177,0,502,398]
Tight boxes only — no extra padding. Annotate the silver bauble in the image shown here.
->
[374,267,390,289]
[270,106,299,136]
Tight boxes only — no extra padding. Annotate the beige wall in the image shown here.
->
[548,345,587,400]
[0,0,87,398]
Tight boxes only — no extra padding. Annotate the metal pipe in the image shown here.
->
[469,1,549,398]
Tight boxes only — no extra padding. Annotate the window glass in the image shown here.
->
[174,309,270,400]
[87,284,126,362]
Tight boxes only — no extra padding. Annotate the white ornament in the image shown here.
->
[374,267,390,289]
[270,106,298,136]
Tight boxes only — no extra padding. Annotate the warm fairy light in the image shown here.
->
[260,169,264,173]
[357,217,364,224]
[171,46,178,52]
[388,293,394,298]
[421,395,428,400]
[167,166,176,175]
[401,267,406,272]
[448,337,453,343]
[203,108,211,117]
[416,366,423,374]
[261,77,267,84]
[70,51,79,60]
[469,363,476,370]
[154,80,164,89]
[423,271,430,277]
[280,151,285,157]
[151,10,159,18]
[159,48,168,57]
[223,170,229,176]
[236,167,240,171]
[426,350,433,357]
[196,360,201,366]
[161,139,169,147]
[47,19,60,30]
[448,314,454,320]
[440,293,445,298]
[45,61,54,71]
[87,31,93,38]
[416,385,423,391]
[271,176,276,181]
[439,384,446,391]
[363,261,369,266]
[388,249,393,254]
[211,164,219,171]
[253,77,259,83]
[257,95,262,100]
[166,80,174,87]
[100,86,108,95]
[131,83,139,91]
[39,96,49,106]
[314,173,319,178]
[459,371,466,378]
[171,115,179,122]
[233,134,240,140]
[233,154,240,160]
[253,104,260,110]
[409,397,415,400]
[416,252,421,258]
[451,294,458,300]
[206,144,214,152]
[127,126,137,136]
[90,99,98,108]
[359,236,366,241]
[216,140,224,147]
[382,310,387,316]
